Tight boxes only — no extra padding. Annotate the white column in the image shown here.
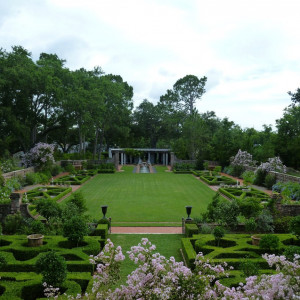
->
[166,153,168,165]
[121,153,123,165]
[124,153,126,165]
[148,152,150,163]
[163,153,165,165]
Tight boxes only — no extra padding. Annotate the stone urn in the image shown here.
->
[27,234,44,247]
[251,235,261,246]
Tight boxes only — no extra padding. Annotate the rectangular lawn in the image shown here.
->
[62,169,216,223]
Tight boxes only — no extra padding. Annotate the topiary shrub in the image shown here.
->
[36,251,67,287]
[289,215,300,240]
[245,217,257,232]
[63,215,89,246]
[265,173,276,190]
[65,164,76,174]
[213,226,225,246]
[259,234,279,251]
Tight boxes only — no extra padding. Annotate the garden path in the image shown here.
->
[111,227,182,234]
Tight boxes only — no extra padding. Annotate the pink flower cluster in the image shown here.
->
[53,239,300,299]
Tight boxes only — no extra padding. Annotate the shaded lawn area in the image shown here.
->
[110,234,183,285]
[62,169,216,222]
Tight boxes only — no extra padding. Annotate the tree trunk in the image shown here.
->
[93,128,99,160]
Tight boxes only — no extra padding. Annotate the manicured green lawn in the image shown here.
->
[63,169,216,223]
[110,234,183,284]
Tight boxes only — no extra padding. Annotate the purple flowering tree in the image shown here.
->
[257,156,287,173]
[60,238,299,299]
[23,143,55,170]
[231,149,253,167]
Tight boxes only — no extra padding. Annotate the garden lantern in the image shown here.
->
[101,205,108,219]
[185,206,192,220]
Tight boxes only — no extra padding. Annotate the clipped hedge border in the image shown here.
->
[185,223,199,237]
[181,238,197,269]
[91,224,108,239]
[98,169,115,173]
[173,170,193,174]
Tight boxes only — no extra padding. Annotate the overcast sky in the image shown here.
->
[1,0,300,130]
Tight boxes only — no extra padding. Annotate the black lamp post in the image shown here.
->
[101,205,108,219]
[185,206,192,220]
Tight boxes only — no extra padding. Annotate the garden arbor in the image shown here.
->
[109,148,174,168]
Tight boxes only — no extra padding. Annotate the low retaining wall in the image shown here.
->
[2,167,35,180]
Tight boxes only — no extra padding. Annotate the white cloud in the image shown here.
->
[1,0,300,129]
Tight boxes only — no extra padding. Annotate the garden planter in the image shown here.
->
[27,234,44,247]
[251,235,261,246]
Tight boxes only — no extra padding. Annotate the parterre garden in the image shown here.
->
[0,160,300,298]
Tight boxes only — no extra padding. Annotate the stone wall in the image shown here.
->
[0,193,33,223]
[2,167,35,181]
[244,166,300,184]
[275,200,300,217]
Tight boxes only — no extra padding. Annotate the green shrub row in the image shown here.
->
[98,169,115,173]
[219,187,270,202]
[185,223,199,237]
[200,175,236,186]
[181,238,197,269]
[91,224,108,239]
[173,170,193,174]
[26,186,72,203]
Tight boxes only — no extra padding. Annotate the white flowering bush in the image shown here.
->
[54,238,300,299]
[231,149,253,167]
[257,156,287,173]
[23,143,55,170]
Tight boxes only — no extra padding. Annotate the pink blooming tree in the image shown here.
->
[59,238,299,299]
[22,142,55,170]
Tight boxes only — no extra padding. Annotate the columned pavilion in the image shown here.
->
[109,148,174,169]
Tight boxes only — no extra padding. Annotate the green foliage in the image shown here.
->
[3,212,24,234]
[36,251,67,287]
[35,198,62,221]
[199,223,212,234]
[174,163,195,171]
[93,224,108,239]
[289,215,300,239]
[0,170,5,187]
[259,234,279,251]
[215,199,240,229]
[65,164,76,174]
[241,171,255,185]
[185,223,199,237]
[274,216,293,233]
[239,257,259,277]
[0,252,7,270]
[256,210,274,233]
[283,245,300,261]
[67,192,87,214]
[213,166,222,173]
[50,164,63,176]
[238,197,262,218]
[245,217,257,232]
[254,169,267,186]
[264,173,276,189]
[63,215,89,245]
[25,172,41,185]
[213,226,225,246]
[231,165,245,178]
[98,218,111,229]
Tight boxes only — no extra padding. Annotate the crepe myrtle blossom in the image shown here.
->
[22,143,55,169]
[231,149,253,167]
[257,156,287,173]
[50,239,300,299]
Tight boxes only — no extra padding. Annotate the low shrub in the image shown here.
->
[199,223,212,234]
[256,210,274,233]
[50,164,63,176]
[254,169,267,186]
[274,216,293,233]
[0,253,7,270]
[3,212,24,234]
[259,234,279,251]
[25,172,41,185]
[245,217,257,232]
[65,164,76,174]
[241,171,255,185]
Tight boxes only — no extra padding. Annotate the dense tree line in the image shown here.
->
[0,46,299,169]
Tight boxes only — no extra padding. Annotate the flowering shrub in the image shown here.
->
[231,149,253,167]
[56,238,300,299]
[22,143,55,170]
[273,182,300,202]
[257,156,287,173]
